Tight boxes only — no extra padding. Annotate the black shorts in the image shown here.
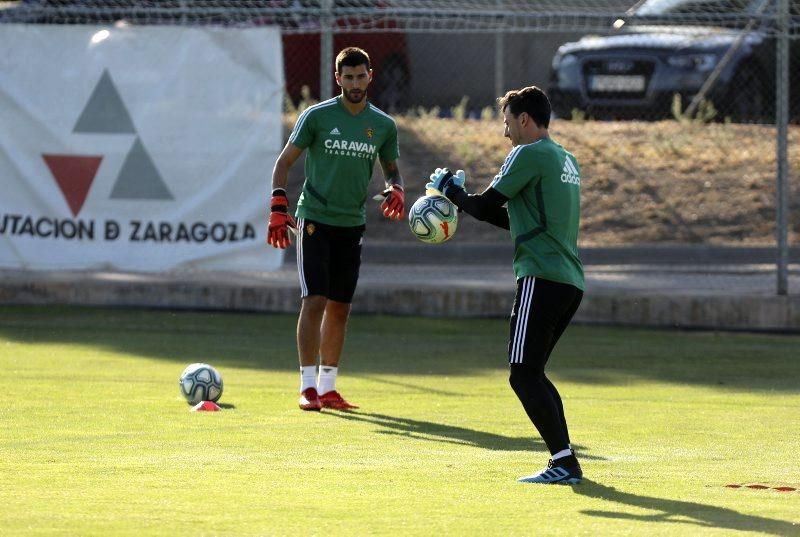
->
[295,217,364,303]
[508,276,583,367]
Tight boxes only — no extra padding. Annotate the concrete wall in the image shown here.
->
[2,268,799,332]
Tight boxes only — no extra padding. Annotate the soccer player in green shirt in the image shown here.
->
[267,47,405,411]
[428,86,584,484]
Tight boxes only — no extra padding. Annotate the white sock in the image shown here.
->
[300,365,317,392]
[552,448,573,461]
[318,366,338,395]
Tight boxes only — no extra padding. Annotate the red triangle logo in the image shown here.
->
[42,154,103,217]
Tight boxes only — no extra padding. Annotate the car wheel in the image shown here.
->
[725,64,772,124]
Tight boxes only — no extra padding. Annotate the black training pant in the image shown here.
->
[507,276,582,455]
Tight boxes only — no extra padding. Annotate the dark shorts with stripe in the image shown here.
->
[295,217,364,303]
[508,277,583,366]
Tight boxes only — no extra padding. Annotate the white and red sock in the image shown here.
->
[300,365,317,392]
[318,366,338,395]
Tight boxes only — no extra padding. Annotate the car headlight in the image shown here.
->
[666,53,718,72]
[552,53,578,71]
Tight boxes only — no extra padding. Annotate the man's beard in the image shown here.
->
[344,88,366,103]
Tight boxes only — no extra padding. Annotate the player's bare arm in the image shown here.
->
[267,142,303,249]
[380,158,404,190]
[271,142,304,191]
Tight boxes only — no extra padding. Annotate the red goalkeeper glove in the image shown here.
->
[267,189,296,249]
[378,184,405,220]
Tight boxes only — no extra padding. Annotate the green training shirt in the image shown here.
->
[289,96,400,227]
[490,137,584,290]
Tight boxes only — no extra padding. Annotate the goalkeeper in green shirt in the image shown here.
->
[267,47,405,411]
[429,86,584,484]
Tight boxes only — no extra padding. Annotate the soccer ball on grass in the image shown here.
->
[179,363,223,404]
[408,194,458,244]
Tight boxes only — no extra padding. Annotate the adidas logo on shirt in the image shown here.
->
[560,157,580,185]
[330,127,341,135]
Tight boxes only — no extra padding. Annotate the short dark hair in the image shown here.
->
[498,86,551,129]
[336,47,370,73]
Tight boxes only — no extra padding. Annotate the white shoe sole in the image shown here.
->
[517,475,582,484]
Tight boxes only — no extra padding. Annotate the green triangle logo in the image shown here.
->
[73,70,136,134]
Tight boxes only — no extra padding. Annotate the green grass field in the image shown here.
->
[1,306,799,536]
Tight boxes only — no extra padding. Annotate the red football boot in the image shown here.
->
[299,387,322,411]
[319,390,359,410]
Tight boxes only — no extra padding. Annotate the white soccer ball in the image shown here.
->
[179,363,223,404]
[408,194,458,244]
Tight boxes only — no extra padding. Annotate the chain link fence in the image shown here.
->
[3,1,797,115]
[1,0,798,288]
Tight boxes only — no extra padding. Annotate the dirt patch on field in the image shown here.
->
[283,115,800,246]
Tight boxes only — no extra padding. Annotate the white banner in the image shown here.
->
[0,24,284,271]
